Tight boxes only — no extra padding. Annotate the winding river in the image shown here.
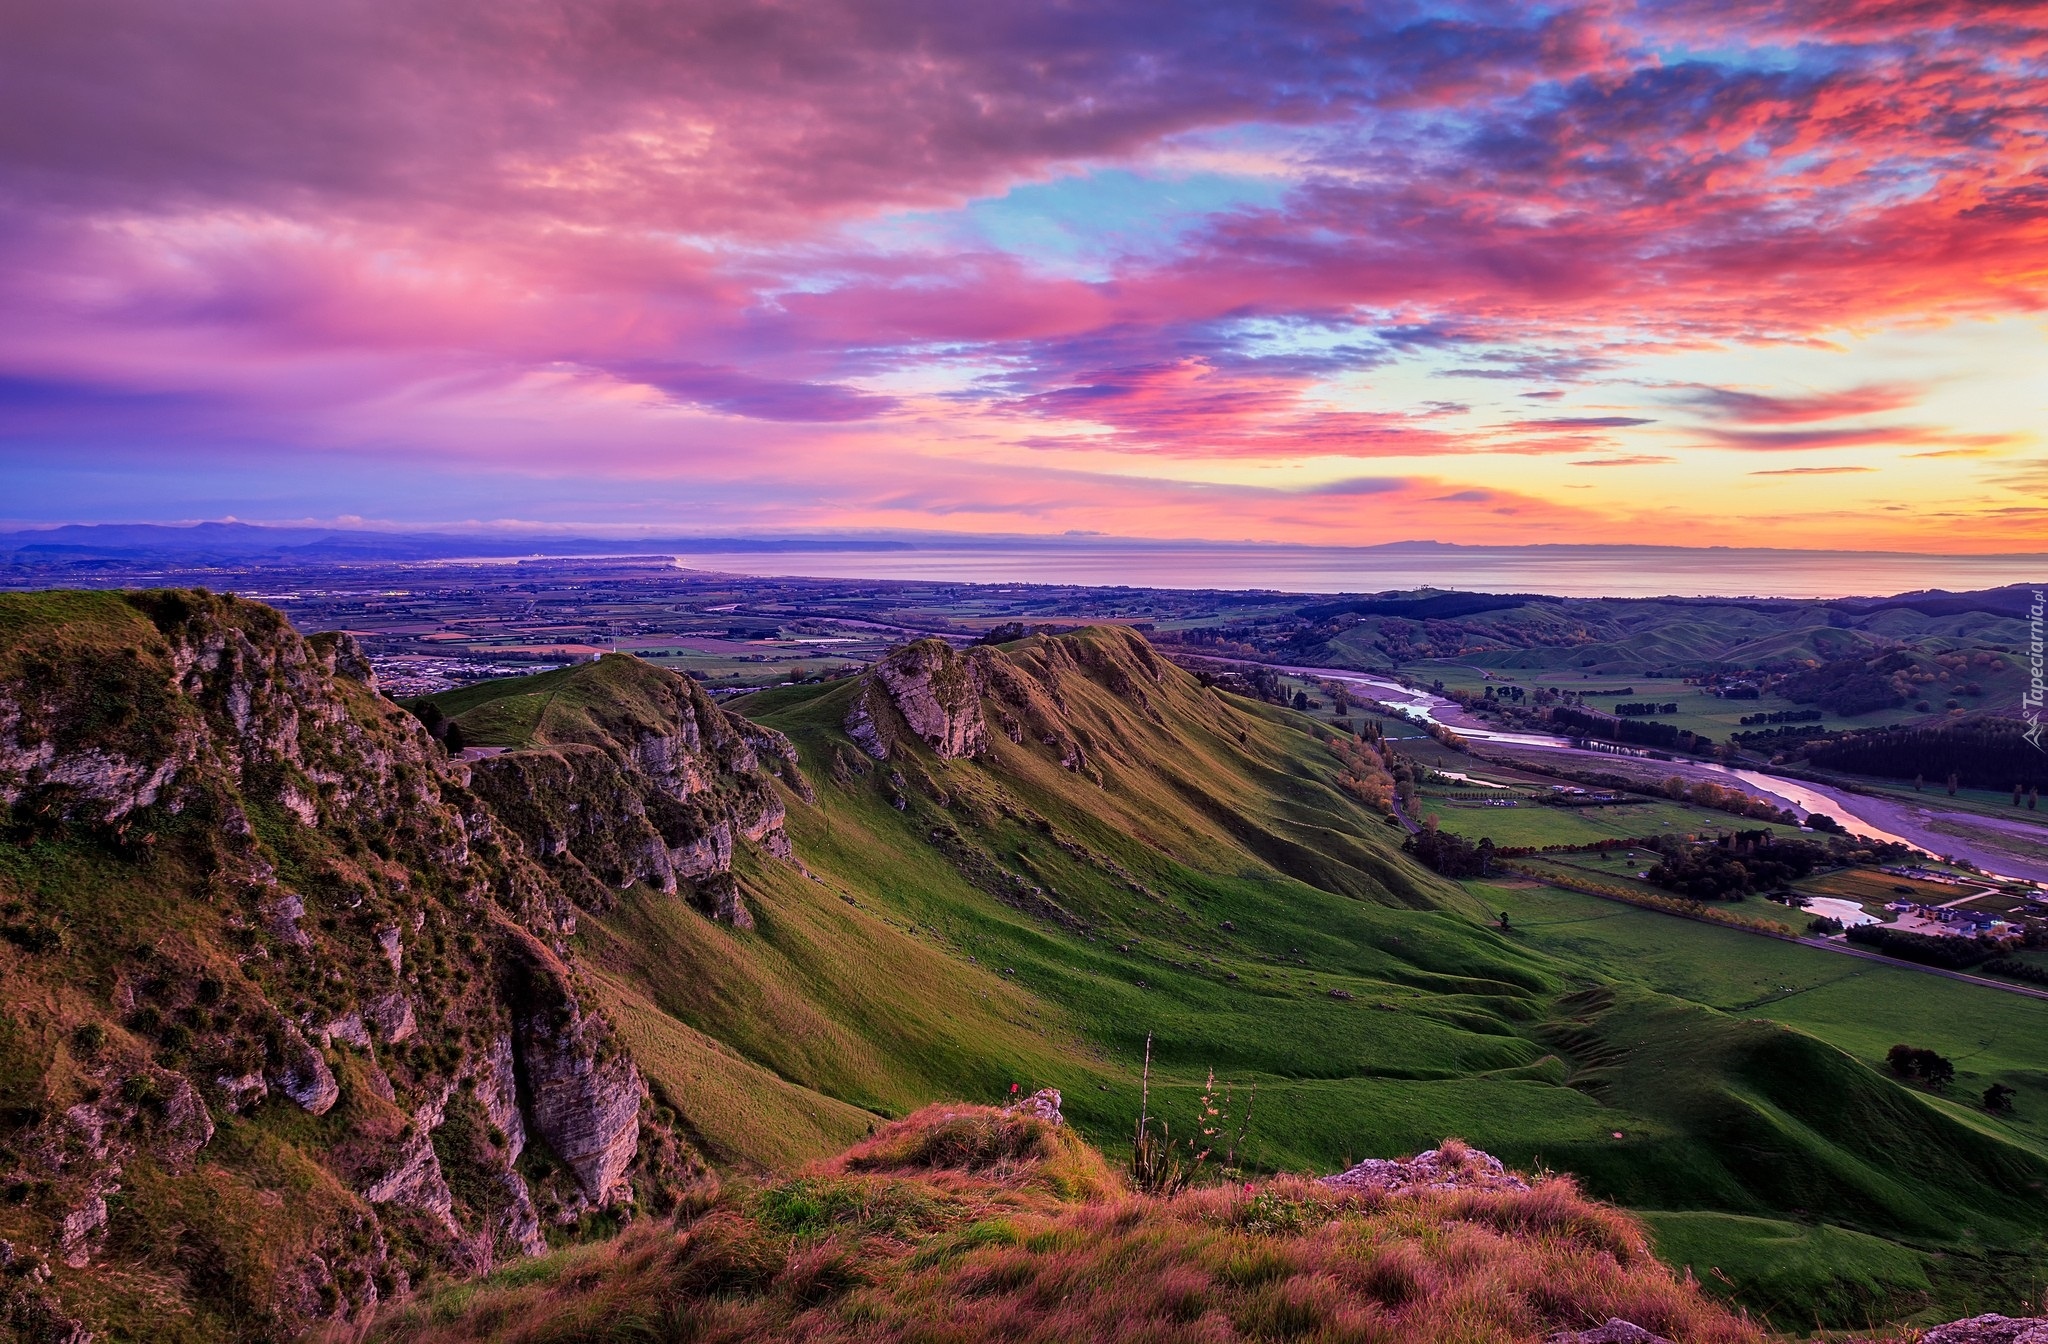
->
[1265,662,2048,883]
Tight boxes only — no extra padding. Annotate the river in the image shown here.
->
[1264,662,2048,883]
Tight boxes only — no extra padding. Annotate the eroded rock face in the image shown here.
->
[670,819,733,880]
[851,639,989,760]
[469,746,677,904]
[0,594,698,1336]
[464,658,804,917]
[689,872,755,929]
[503,933,643,1204]
[363,1099,460,1238]
[477,1034,527,1164]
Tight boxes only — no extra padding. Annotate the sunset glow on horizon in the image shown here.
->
[3,0,2045,552]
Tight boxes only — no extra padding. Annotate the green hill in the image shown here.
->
[440,628,2048,1326]
[4,599,2046,1338]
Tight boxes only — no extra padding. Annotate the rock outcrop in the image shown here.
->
[502,930,643,1205]
[1322,1141,1531,1195]
[1004,1087,1064,1124]
[462,655,804,921]
[844,629,1174,777]
[0,591,697,1339]
[846,638,990,760]
[1545,1324,1674,1344]
[1923,1318,2048,1344]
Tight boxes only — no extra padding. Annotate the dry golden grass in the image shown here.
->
[342,1104,1775,1344]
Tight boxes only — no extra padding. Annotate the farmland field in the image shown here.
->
[1422,667,1926,742]
[1423,794,1805,849]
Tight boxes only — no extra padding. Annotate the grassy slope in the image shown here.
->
[1481,876,2048,1323]
[412,654,701,749]
[431,632,2048,1326]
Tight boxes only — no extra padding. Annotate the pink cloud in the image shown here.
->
[0,0,2042,545]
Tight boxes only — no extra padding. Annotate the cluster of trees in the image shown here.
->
[1731,724,1833,746]
[1739,709,1824,726]
[1551,705,1713,753]
[1844,923,1997,969]
[1775,650,1914,716]
[1886,1044,1955,1088]
[1984,957,2048,986]
[1404,827,1495,878]
[1805,719,2048,791]
[406,700,467,752]
[1189,662,1291,705]
[1334,726,1404,815]
[1614,702,1679,716]
[1653,776,1800,824]
[1643,830,1829,899]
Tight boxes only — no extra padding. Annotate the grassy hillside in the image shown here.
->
[421,627,2048,1328]
[1270,593,2036,686]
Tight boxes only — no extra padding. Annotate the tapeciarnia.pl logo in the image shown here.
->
[2027,588,2045,752]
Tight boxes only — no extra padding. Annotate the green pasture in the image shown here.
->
[1424,795,1803,849]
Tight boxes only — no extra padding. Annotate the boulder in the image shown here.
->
[1005,1087,1064,1125]
[1545,1324,1673,1344]
[1323,1141,1530,1195]
[274,1022,339,1115]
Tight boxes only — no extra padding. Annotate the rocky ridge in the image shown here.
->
[842,628,1174,777]
[458,654,807,930]
[0,592,807,1338]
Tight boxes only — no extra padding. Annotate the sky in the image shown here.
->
[1,0,2045,552]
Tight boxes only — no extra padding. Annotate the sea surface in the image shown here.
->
[657,542,2048,599]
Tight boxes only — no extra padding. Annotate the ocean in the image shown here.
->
[656,542,2047,599]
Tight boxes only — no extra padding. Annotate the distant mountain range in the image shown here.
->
[0,521,924,562]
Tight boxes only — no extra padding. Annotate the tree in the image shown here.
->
[1984,1082,2017,1114]
[1886,1044,1954,1088]
[1291,690,1311,711]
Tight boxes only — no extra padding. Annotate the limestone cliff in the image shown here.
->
[450,654,807,927]
[843,630,1168,776]
[0,591,698,1341]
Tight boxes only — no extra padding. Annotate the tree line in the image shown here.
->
[1550,704,1713,752]
[1805,719,2048,790]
